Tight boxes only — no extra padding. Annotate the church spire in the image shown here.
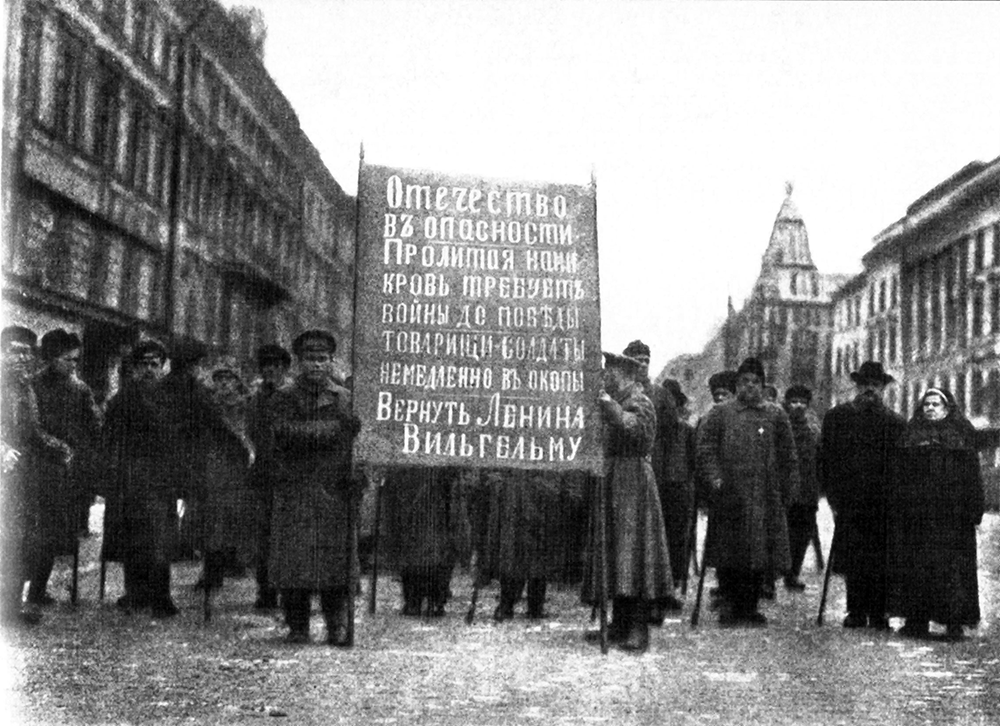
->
[762,180,814,268]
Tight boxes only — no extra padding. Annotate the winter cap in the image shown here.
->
[1,325,37,352]
[39,329,81,361]
[293,329,337,356]
[256,343,291,368]
[708,371,737,394]
[736,357,766,383]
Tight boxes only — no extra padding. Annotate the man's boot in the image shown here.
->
[493,577,522,621]
[283,589,310,643]
[323,590,351,647]
[526,579,547,619]
[149,563,178,618]
[620,600,650,653]
[400,574,421,617]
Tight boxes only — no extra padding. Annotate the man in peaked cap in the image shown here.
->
[101,338,184,617]
[582,351,674,652]
[696,357,798,627]
[29,330,102,606]
[266,328,362,645]
[819,361,905,630]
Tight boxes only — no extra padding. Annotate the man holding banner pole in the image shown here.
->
[582,352,674,653]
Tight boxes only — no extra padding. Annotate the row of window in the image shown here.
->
[836,274,899,331]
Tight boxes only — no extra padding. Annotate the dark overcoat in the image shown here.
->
[201,397,256,565]
[697,399,797,574]
[819,395,905,578]
[33,369,102,554]
[888,414,984,626]
[100,381,178,564]
[582,382,674,604]
[381,466,472,576]
[480,469,577,582]
[266,376,361,591]
[787,410,820,509]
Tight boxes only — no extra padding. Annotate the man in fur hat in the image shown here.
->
[582,352,674,652]
[781,385,821,592]
[697,357,798,626]
[264,329,362,645]
[29,329,102,605]
[819,361,905,630]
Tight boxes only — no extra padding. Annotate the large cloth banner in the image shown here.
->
[353,163,603,474]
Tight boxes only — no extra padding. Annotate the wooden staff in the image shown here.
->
[681,496,699,596]
[597,472,609,654]
[690,534,710,627]
[816,530,835,626]
[98,547,107,601]
[71,537,80,606]
[367,472,382,615]
[345,486,356,647]
[811,521,825,571]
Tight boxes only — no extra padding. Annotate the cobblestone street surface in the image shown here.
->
[3,502,999,725]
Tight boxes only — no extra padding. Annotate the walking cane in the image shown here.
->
[99,547,107,601]
[597,474,609,655]
[681,496,699,597]
[368,473,383,616]
[690,532,710,627]
[816,540,834,626]
[71,537,80,606]
[811,522,825,571]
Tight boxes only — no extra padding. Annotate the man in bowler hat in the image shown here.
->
[819,361,905,629]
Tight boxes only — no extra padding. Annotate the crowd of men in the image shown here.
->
[0,327,985,652]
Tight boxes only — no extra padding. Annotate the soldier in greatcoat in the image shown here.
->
[697,357,798,626]
[28,329,102,606]
[101,339,181,617]
[781,384,821,592]
[621,340,684,620]
[819,361,905,630]
[582,352,674,652]
[248,343,291,609]
[2,326,67,626]
[265,329,362,645]
[381,466,471,617]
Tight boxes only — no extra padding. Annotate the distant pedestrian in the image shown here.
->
[698,370,737,606]
[582,352,674,652]
[265,330,362,645]
[28,329,102,607]
[101,339,180,618]
[782,385,820,592]
[889,388,984,640]
[819,361,905,630]
[697,357,797,626]
[381,466,471,617]
[248,343,291,610]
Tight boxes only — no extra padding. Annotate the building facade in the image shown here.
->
[2,0,355,400]
[659,185,847,420]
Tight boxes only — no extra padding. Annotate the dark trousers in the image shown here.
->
[255,494,274,599]
[786,506,817,579]
[123,558,172,607]
[846,574,886,620]
[282,588,346,635]
[499,576,547,615]
[27,551,56,601]
[718,568,763,615]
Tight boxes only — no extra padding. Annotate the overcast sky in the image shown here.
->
[220,0,1000,374]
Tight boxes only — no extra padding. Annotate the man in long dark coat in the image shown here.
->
[819,361,905,630]
[2,326,68,626]
[582,352,674,652]
[248,343,291,609]
[697,357,798,626]
[382,466,471,617]
[782,384,820,592]
[102,339,180,617]
[28,329,102,606]
[265,329,362,645]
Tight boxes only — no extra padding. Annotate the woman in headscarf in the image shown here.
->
[889,388,984,640]
[200,357,256,593]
